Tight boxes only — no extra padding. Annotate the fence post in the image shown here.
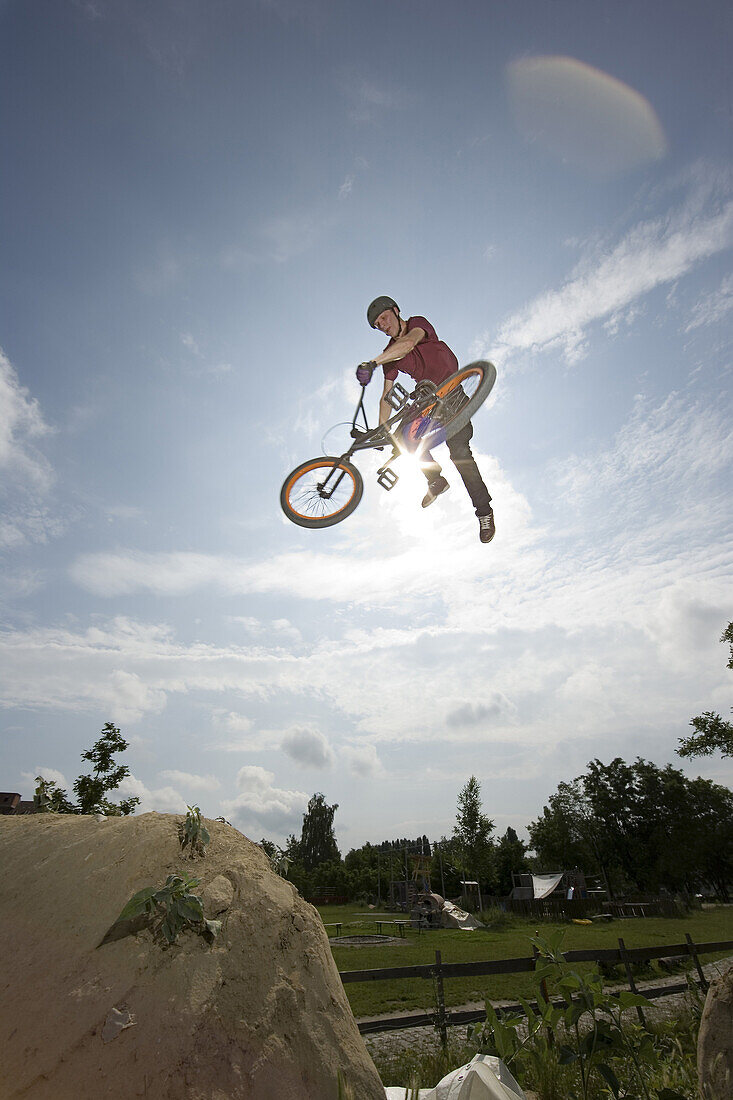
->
[618,937,646,1028]
[433,950,448,1050]
[685,932,709,994]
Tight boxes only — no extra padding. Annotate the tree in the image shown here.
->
[298,792,340,871]
[452,776,496,892]
[73,723,140,815]
[678,622,733,759]
[530,756,733,899]
[34,723,140,816]
[33,775,76,814]
[495,826,530,896]
[528,779,616,896]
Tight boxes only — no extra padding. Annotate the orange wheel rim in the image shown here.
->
[422,365,484,417]
[285,461,356,520]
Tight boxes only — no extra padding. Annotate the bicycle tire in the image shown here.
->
[422,361,496,443]
[280,456,364,529]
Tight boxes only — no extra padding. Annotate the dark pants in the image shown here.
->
[422,421,492,516]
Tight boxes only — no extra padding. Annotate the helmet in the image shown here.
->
[367,295,399,328]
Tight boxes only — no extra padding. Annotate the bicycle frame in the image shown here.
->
[316,379,442,498]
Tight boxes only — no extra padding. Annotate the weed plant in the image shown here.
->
[103,872,221,946]
[368,940,707,1099]
[179,804,211,858]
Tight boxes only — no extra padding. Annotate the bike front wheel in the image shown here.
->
[423,361,496,442]
[280,456,364,528]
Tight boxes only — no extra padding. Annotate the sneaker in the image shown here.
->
[478,508,495,544]
[421,476,449,508]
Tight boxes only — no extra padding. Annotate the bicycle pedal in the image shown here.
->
[377,467,399,491]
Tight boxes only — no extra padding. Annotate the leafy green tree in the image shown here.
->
[453,776,496,892]
[531,756,733,899]
[298,792,340,871]
[495,826,530,895]
[678,622,733,759]
[73,723,140,815]
[33,775,76,814]
[34,723,139,816]
[528,779,617,896]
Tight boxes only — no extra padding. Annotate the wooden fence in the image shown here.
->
[339,935,733,1037]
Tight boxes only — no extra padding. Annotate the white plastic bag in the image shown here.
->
[384,1054,527,1100]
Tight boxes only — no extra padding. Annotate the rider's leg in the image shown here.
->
[419,448,449,508]
[446,423,492,516]
[420,449,443,486]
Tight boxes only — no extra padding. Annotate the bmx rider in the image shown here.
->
[357,295,495,544]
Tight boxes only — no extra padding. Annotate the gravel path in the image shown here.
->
[364,956,732,1063]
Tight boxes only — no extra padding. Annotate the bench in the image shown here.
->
[374,920,413,938]
[323,922,342,937]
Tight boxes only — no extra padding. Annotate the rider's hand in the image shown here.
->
[356,361,376,386]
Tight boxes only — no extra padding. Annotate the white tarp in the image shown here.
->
[385,1054,527,1100]
[531,873,563,899]
[440,901,483,931]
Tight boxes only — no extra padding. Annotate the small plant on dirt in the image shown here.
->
[470,929,687,1100]
[270,845,292,878]
[105,872,221,946]
[178,805,211,858]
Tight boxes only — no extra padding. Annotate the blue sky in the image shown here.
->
[1,0,731,853]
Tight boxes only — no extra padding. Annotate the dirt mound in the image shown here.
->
[0,813,385,1099]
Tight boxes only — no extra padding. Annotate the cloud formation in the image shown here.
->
[221,765,307,835]
[478,171,733,368]
[281,726,335,768]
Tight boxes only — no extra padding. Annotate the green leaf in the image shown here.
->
[596,1063,620,1098]
[564,1001,586,1028]
[557,1044,579,1066]
[116,887,157,921]
[177,896,204,922]
[656,1091,688,1100]
[534,964,556,982]
[558,973,583,992]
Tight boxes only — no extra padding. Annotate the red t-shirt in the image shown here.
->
[383,316,458,386]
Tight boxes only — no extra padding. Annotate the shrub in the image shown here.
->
[102,872,221,947]
[178,805,211,858]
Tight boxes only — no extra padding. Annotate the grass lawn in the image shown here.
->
[314,904,733,1018]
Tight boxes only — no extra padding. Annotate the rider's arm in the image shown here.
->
[376,326,426,423]
[379,377,393,424]
[374,326,426,366]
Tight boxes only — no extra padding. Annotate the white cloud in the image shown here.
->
[281,725,334,768]
[21,767,68,789]
[477,170,733,368]
[0,351,58,552]
[0,350,51,483]
[117,774,188,814]
[340,743,384,778]
[220,765,308,837]
[159,769,221,792]
[446,695,517,728]
[684,273,733,332]
[338,174,355,200]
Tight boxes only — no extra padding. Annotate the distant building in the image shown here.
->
[0,792,35,815]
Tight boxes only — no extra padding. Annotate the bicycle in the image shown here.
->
[280,360,496,529]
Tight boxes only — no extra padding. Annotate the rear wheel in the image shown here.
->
[280,456,364,528]
[419,361,496,444]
